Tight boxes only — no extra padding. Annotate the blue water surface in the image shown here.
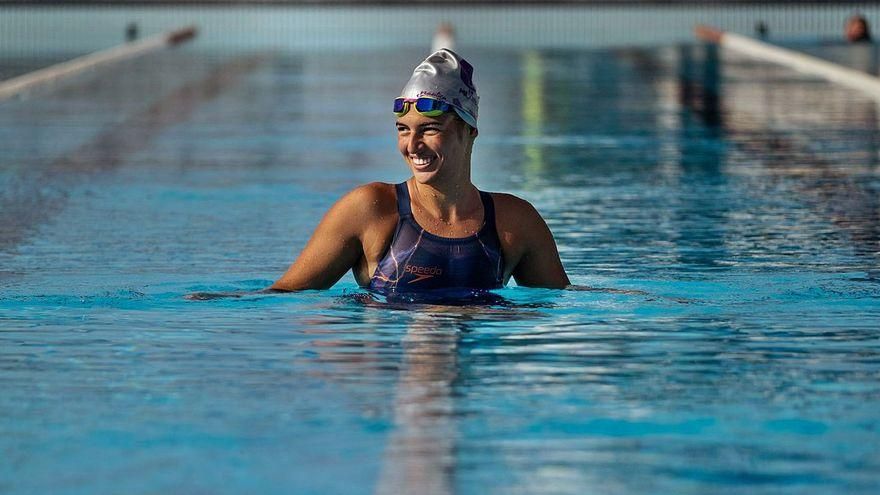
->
[2,39,880,494]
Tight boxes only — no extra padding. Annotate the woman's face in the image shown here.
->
[395,110,473,186]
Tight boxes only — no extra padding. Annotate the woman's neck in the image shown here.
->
[409,179,481,223]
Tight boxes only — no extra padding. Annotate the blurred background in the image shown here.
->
[3,3,880,495]
[2,1,880,56]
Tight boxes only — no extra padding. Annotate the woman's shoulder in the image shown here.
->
[333,182,398,219]
[486,191,544,223]
[485,190,553,249]
[348,181,395,196]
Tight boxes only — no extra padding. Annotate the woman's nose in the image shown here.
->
[405,133,423,154]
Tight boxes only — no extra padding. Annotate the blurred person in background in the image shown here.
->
[846,14,872,43]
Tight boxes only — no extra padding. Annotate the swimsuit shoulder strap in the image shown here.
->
[479,190,497,231]
[395,182,412,218]
[398,182,495,229]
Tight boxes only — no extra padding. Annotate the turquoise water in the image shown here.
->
[3,38,880,494]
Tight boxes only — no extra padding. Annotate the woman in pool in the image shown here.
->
[271,49,569,295]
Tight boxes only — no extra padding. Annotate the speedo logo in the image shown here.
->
[405,264,443,283]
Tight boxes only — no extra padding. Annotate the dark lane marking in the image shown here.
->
[0,53,268,258]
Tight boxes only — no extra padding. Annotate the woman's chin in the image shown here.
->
[410,166,440,183]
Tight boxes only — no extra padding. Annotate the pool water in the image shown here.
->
[2,42,880,494]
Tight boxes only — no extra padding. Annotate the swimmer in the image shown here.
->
[270,49,569,295]
[845,14,872,43]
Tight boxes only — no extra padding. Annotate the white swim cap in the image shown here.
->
[398,49,479,129]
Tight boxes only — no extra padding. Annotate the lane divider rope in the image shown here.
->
[695,24,880,102]
[0,25,197,102]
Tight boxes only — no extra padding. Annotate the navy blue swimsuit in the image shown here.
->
[368,182,504,297]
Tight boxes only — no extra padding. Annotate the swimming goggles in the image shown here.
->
[393,97,452,117]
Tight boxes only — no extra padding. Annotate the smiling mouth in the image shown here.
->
[410,155,436,169]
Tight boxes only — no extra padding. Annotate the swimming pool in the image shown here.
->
[2,26,880,495]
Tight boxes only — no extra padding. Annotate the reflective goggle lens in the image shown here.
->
[393,98,451,117]
[414,98,449,115]
[393,98,407,114]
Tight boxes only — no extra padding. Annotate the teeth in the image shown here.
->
[411,156,433,166]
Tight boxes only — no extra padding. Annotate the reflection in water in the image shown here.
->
[672,43,731,270]
[301,295,550,494]
[678,43,723,130]
[508,43,878,277]
[375,316,459,495]
[292,291,559,494]
[522,50,545,180]
[495,47,746,275]
[678,40,880,270]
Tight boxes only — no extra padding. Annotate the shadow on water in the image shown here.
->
[185,288,555,316]
[184,284,693,309]
[184,290,268,301]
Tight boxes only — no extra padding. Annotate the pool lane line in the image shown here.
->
[0,52,269,254]
[0,25,197,102]
[695,24,880,102]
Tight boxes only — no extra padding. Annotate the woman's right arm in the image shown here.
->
[270,184,385,291]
